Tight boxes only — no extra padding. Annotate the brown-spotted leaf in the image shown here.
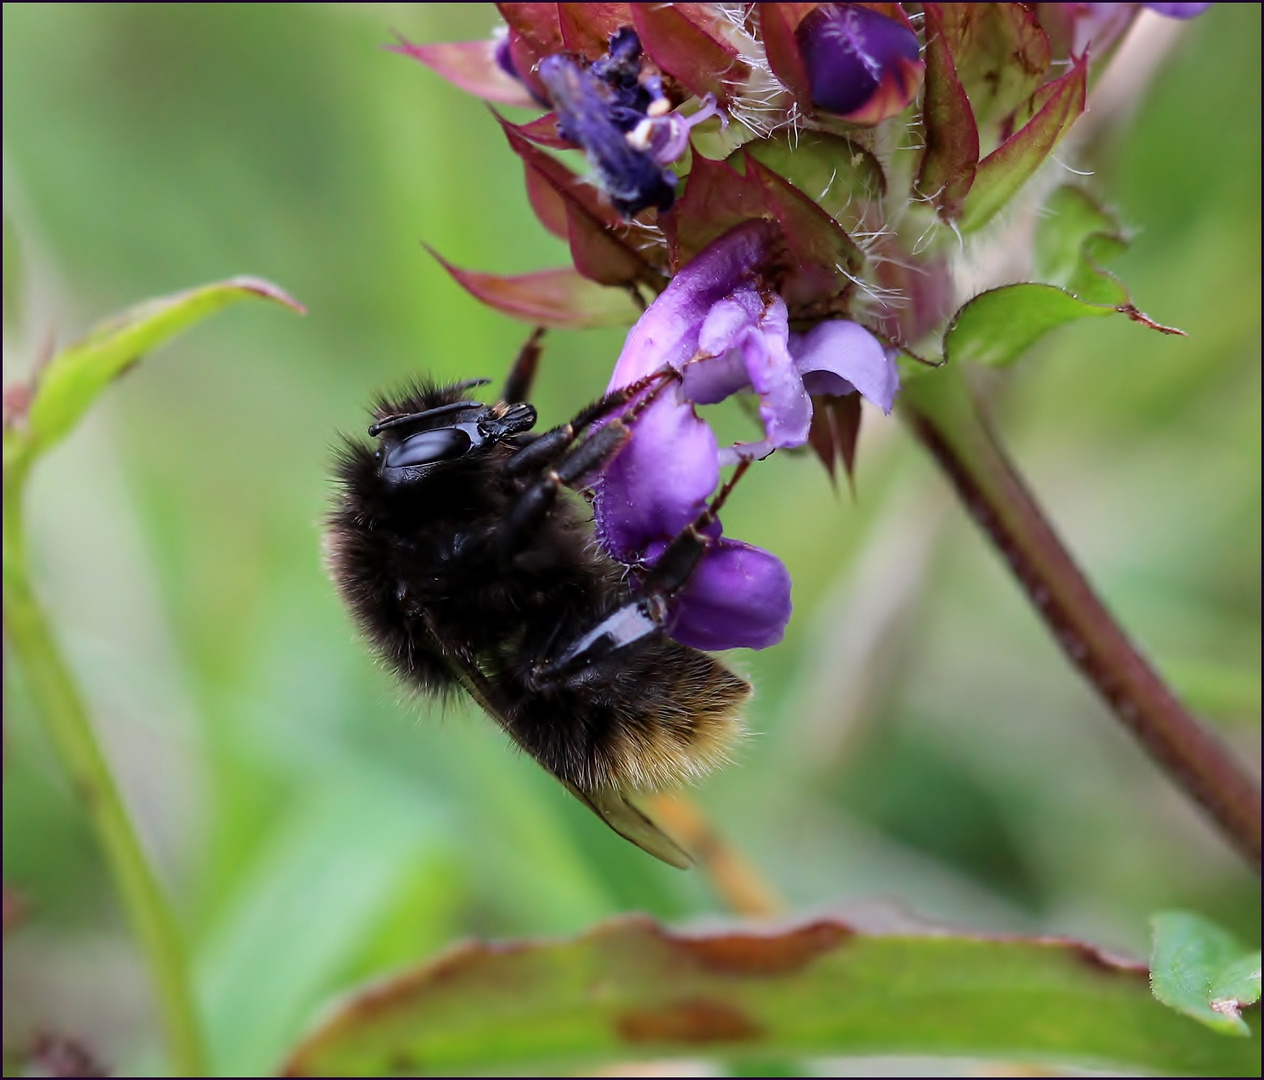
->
[631,4,749,104]
[917,4,980,220]
[958,53,1087,233]
[388,38,539,108]
[280,914,1260,1077]
[427,255,640,328]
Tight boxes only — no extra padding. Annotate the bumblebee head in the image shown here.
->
[369,400,536,486]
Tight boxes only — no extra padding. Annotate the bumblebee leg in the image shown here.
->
[503,366,675,480]
[497,370,677,561]
[501,326,546,404]
[531,460,752,683]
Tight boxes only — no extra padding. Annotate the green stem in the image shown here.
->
[3,479,206,1075]
[900,366,1262,871]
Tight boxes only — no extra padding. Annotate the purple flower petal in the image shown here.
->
[680,288,766,403]
[607,220,780,389]
[593,392,718,561]
[660,538,793,651]
[790,320,900,414]
[741,294,812,448]
[1143,3,1212,16]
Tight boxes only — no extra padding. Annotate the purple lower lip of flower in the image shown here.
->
[594,388,720,565]
[795,3,923,122]
[591,396,793,652]
[653,534,793,651]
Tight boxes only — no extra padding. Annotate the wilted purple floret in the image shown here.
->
[538,28,720,217]
[593,221,898,651]
[541,53,677,216]
[796,3,922,119]
[538,27,723,216]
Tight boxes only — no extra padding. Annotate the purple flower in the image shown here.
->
[1142,3,1212,16]
[593,222,898,651]
[539,27,720,217]
[1066,2,1211,55]
[795,4,924,124]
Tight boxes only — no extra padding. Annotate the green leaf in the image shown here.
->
[1151,911,1262,1037]
[280,916,1259,1076]
[945,182,1184,367]
[943,283,1115,367]
[1034,185,1130,306]
[1211,952,1264,1010]
[8,276,303,476]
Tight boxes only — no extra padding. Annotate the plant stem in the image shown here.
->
[899,366,1262,871]
[645,792,785,916]
[2,492,207,1076]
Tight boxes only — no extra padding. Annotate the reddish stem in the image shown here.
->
[900,367,1261,871]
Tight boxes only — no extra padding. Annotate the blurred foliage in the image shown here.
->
[2,3,1259,1075]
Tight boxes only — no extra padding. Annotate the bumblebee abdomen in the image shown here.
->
[505,640,750,794]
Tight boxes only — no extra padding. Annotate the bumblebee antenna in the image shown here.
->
[368,400,483,437]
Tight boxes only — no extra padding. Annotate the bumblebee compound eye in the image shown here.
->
[383,427,473,471]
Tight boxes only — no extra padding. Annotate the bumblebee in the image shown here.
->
[325,346,750,866]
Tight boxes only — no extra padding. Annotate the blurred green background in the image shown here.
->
[2,4,1259,1074]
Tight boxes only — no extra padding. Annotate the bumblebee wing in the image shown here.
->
[562,782,692,869]
[435,641,692,869]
